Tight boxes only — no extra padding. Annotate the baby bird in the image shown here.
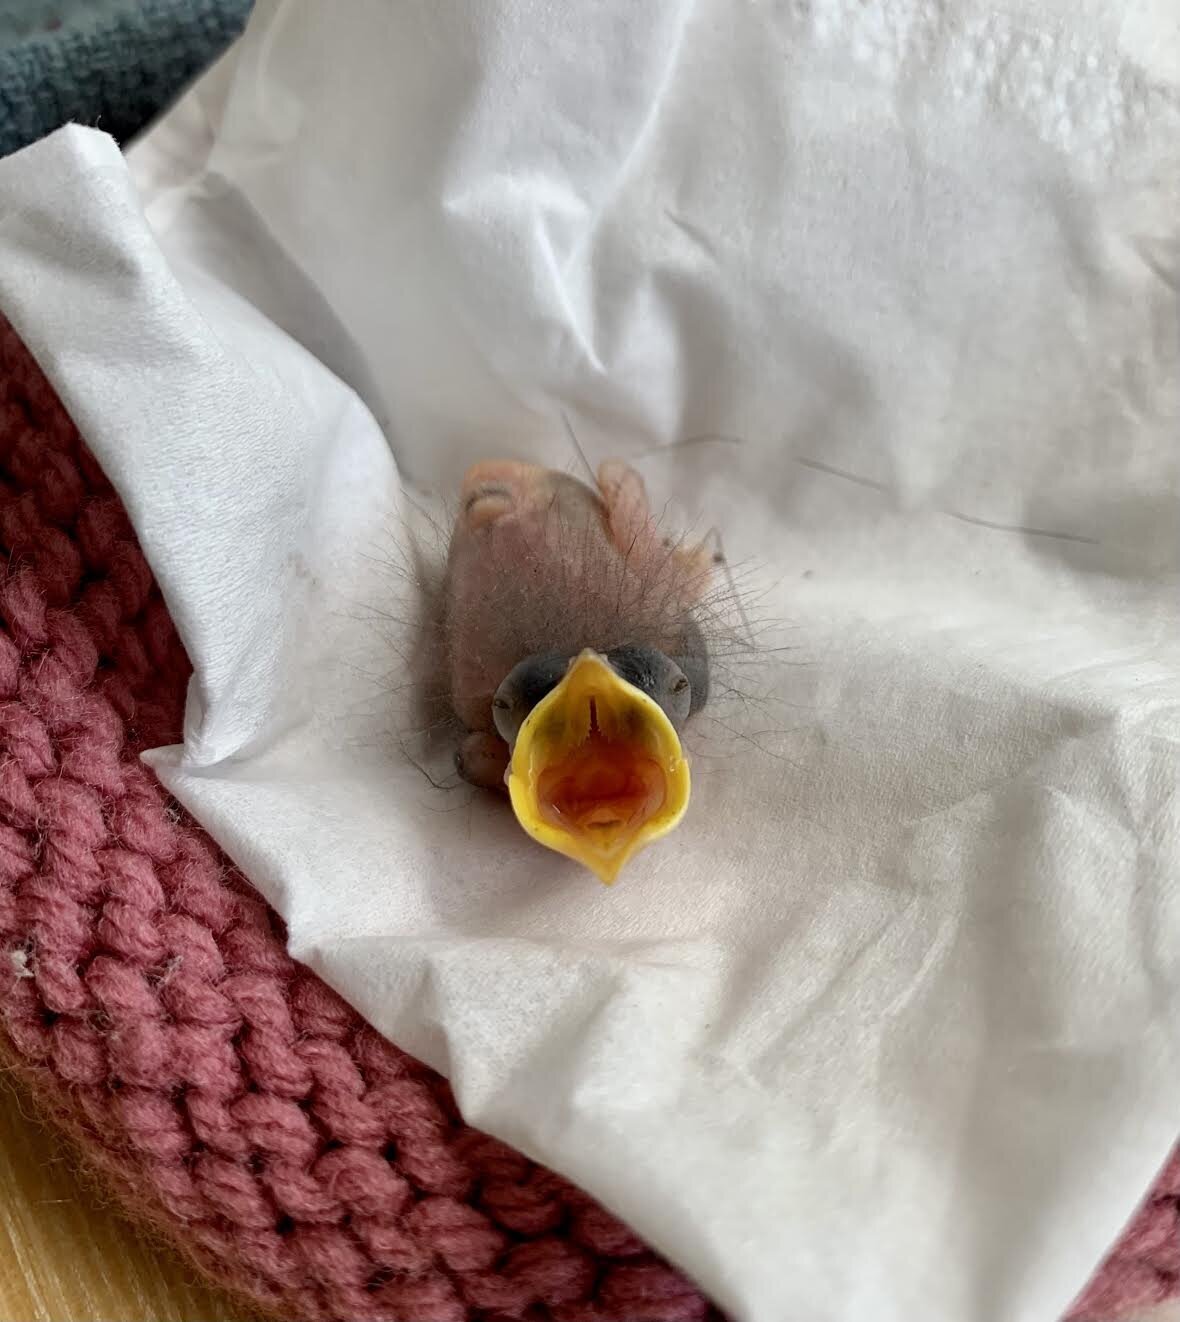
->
[443,458,714,882]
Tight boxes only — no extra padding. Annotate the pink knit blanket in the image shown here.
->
[0,315,1175,1321]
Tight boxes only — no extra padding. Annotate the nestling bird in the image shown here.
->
[442,458,716,883]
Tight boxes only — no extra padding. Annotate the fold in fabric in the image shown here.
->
[0,2,1178,1318]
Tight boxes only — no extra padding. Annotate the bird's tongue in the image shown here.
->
[536,721,667,837]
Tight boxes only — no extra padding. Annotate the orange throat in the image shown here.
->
[535,700,668,838]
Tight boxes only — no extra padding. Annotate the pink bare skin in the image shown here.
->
[443,459,713,789]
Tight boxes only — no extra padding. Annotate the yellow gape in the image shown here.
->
[506,651,691,884]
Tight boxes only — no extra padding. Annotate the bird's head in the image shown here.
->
[492,645,702,884]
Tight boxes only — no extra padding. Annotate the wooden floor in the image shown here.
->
[0,1074,252,1322]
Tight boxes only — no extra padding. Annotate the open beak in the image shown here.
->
[505,650,691,884]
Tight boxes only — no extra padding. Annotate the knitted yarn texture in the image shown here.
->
[0,0,253,158]
[0,317,715,1322]
[0,315,1175,1321]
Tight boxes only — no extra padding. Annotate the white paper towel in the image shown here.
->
[2,2,1179,1319]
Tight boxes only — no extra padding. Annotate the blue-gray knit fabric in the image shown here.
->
[0,0,252,158]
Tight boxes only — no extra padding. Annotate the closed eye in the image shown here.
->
[492,653,570,745]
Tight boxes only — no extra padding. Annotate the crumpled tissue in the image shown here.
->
[1,2,1179,1319]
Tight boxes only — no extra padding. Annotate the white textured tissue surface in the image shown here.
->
[1,2,1179,1320]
